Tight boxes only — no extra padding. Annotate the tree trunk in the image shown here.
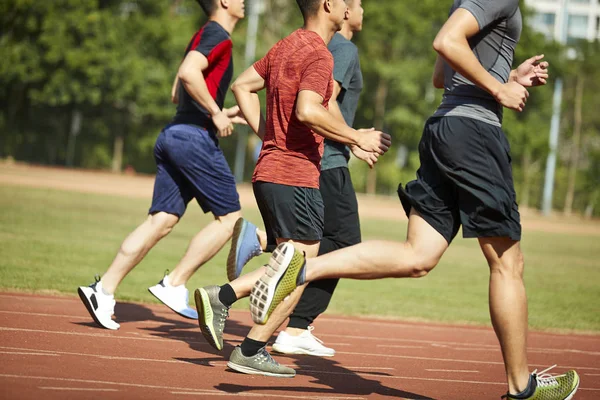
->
[367,76,388,195]
[584,189,598,219]
[112,134,124,173]
[521,145,532,208]
[564,75,584,216]
[66,109,82,167]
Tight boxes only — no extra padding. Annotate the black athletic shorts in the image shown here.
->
[253,181,324,250]
[398,116,521,243]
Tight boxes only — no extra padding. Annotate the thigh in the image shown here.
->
[149,130,193,218]
[398,118,461,244]
[164,125,241,217]
[434,118,521,241]
[253,181,324,245]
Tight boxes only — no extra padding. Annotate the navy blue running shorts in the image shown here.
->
[149,124,241,218]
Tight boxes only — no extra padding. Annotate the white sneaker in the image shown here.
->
[77,278,120,330]
[272,326,335,357]
[148,273,198,319]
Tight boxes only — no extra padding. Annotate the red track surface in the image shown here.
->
[0,292,598,400]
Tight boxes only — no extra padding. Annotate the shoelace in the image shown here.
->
[218,306,230,329]
[257,348,278,365]
[91,275,116,314]
[534,365,564,387]
[306,326,325,344]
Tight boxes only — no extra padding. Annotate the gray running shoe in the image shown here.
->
[227,346,296,378]
[194,286,229,351]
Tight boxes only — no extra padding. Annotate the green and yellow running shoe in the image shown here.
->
[501,365,579,400]
[249,242,305,325]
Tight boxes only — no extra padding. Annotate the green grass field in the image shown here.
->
[0,184,598,333]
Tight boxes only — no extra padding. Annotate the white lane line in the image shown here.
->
[0,351,58,357]
[335,351,600,372]
[585,373,600,376]
[376,345,425,349]
[296,365,394,371]
[300,369,505,386]
[1,327,598,372]
[6,372,598,393]
[426,369,479,373]
[0,374,364,398]
[171,391,365,399]
[0,326,203,345]
[318,333,600,356]
[40,387,118,392]
[0,310,89,319]
[2,309,597,356]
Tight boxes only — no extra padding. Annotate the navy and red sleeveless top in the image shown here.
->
[173,21,233,130]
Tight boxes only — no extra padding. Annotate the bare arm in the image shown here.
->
[171,75,180,104]
[432,8,529,111]
[297,90,390,154]
[178,51,232,136]
[432,55,445,89]
[231,66,267,140]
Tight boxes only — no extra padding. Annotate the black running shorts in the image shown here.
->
[398,116,521,243]
[253,181,324,250]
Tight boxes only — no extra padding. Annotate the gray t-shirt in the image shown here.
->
[432,0,522,127]
[322,33,364,171]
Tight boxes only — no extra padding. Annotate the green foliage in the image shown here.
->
[0,0,598,215]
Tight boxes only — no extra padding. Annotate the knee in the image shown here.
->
[217,211,242,234]
[390,254,440,278]
[410,256,440,278]
[489,252,525,279]
[148,212,178,239]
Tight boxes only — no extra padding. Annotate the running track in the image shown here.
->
[0,292,598,399]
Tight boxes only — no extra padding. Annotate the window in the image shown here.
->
[531,12,556,38]
[567,14,589,43]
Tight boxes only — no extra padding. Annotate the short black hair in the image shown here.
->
[196,0,217,16]
[296,0,322,19]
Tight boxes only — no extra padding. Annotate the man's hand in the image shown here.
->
[356,128,392,154]
[513,54,549,87]
[351,145,379,168]
[224,105,248,125]
[212,111,234,137]
[495,81,529,112]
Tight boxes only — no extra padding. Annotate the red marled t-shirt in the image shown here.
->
[252,29,334,188]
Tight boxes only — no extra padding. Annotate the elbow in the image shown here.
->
[177,66,194,85]
[231,80,242,96]
[432,35,450,57]
[432,76,444,89]
[295,103,314,124]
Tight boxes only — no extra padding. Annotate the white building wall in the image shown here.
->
[525,0,600,41]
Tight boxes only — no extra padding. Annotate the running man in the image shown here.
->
[194,0,390,377]
[78,0,251,330]
[248,0,580,398]
[272,0,366,357]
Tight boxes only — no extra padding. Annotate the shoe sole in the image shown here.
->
[226,361,295,378]
[194,288,223,351]
[227,218,245,282]
[148,286,197,320]
[271,343,334,357]
[77,287,118,330]
[249,243,303,325]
